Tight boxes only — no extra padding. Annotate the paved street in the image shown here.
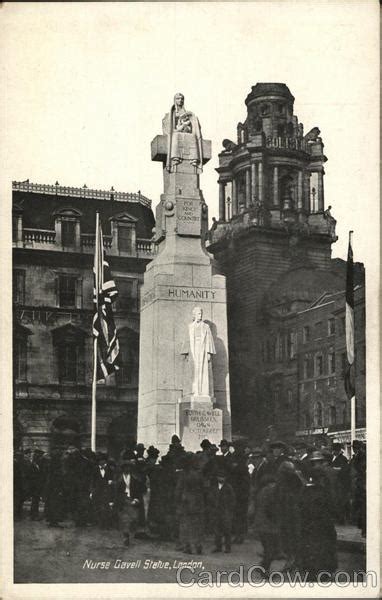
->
[14,516,366,584]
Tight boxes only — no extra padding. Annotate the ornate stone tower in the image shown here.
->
[208,83,338,441]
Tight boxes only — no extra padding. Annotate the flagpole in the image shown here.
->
[91,212,100,452]
[349,230,356,448]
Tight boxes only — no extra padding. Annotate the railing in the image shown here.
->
[23,228,56,244]
[18,228,156,256]
[81,234,112,249]
[266,136,308,152]
[12,180,152,208]
[136,238,156,254]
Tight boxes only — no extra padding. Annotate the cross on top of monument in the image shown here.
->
[151,93,211,169]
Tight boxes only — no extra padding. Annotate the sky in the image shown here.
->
[1,1,379,267]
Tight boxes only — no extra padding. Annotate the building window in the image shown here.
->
[286,389,293,407]
[13,270,25,305]
[329,406,337,426]
[115,278,136,312]
[61,220,76,246]
[287,331,297,359]
[315,354,323,376]
[277,334,283,361]
[14,337,27,381]
[328,318,335,335]
[314,321,323,339]
[57,342,84,383]
[118,226,133,253]
[303,326,310,343]
[328,351,336,374]
[303,356,313,379]
[314,402,323,427]
[116,329,139,386]
[57,275,80,308]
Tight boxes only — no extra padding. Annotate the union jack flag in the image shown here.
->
[92,215,120,381]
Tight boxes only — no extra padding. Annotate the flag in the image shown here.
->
[92,216,120,381]
[344,231,355,400]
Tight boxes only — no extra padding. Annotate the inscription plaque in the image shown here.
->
[177,198,201,236]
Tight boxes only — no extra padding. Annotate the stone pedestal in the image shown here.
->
[177,401,223,452]
[137,104,231,454]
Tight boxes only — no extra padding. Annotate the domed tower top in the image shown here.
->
[245,82,295,105]
[244,83,297,140]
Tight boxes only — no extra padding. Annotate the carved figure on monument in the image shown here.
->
[162,93,203,172]
[304,126,320,143]
[323,205,337,238]
[181,306,216,399]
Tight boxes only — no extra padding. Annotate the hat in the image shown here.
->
[332,442,343,450]
[219,439,229,447]
[278,460,297,474]
[33,448,44,455]
[121,449,136,461]
[270,440,287,450]
[216,469,227,478]
[310,451,325,462]
[147,445,160,457]
[200,439,211,449]
[171,434,181,444]
[352,440,363,448]
[96,452,108,463]
[250,447,263,457]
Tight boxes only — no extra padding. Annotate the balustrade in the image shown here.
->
[23,228,56,244]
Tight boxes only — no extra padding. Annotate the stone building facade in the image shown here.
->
[13,180,155,455]
[208,83,366,445]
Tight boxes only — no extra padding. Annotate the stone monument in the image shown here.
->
[137,93,231,453]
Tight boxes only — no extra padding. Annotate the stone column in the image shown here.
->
[258,162,263,203]
[297,170,303,210]
[16,215,23,245]
[304,173,311,212]
[245,169,251,207]
[219,182,226,221]
[54,218,62,247]
[317,171,324,212]
[232,179,238,215]
[75,220,81,250]
[251,163,257,203]
[273,166,279,207]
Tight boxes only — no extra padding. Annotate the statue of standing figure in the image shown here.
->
[162,93,204,172]
[181,306,216,399]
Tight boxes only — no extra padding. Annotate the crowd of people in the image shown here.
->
[14,435,366,581]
